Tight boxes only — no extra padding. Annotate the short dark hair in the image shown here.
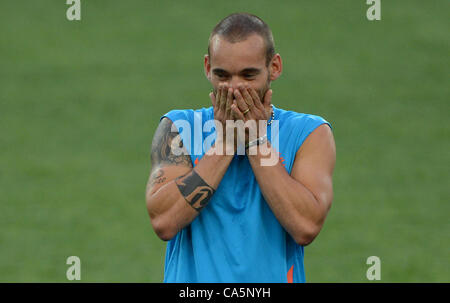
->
[208,13,275,66]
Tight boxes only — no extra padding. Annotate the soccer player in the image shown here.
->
[145,13,336,283]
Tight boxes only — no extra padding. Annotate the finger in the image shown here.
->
[227,87,233,107]
[225,87,233,118]
[234,89,250,114]
[209,92,216,108]
[240,85,255,109]
[231,104,245,120]
[249,88,264,111]
[263,89,272,108]
[230,100,238,120]
[220,84,228,113]
[215,85,222,110]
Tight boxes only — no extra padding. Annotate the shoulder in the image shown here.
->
[161,107,214,124]
[274,106,332,134]
[161,109,194,125]
[295,116,335,161]
[278,107,331,127]
[151,115,193,168]
[274,106,333,155]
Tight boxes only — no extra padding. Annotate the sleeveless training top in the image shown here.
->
[160,104,332,282]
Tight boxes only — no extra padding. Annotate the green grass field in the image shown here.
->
[0,0,448,282]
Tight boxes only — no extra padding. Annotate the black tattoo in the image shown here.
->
[150,117,193,168]
[149,169,167,187]
[147,118,193,194]
[175,170,215,211]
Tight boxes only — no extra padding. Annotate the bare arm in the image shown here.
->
[247,124,336,245]
[146,117,233,241]
[229,84,336,245]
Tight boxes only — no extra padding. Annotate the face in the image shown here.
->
[205,34,282,109]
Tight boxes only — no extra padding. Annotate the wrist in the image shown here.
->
[246,135,269,156]
[206,140,235,157]
[245,134,267,148]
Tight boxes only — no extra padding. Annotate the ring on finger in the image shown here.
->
[243,108,250,115]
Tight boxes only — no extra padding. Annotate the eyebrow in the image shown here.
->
[212,68,230,75]
[240,68,261,75]
[212,68,261,75]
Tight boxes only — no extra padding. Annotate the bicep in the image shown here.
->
[146,117,193,196]
[290,124,336,211]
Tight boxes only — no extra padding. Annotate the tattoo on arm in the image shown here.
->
[147,118,193,194]
[147,168,167,192]
[175,170,215,211]
[150,117,193,168]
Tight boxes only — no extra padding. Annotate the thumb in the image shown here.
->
[264,89,272,107]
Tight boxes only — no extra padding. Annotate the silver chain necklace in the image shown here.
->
[267,104,275,126]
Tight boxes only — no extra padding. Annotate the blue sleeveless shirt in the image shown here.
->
[160,104,332,283]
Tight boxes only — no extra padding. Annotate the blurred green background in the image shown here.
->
[0,0,448,282]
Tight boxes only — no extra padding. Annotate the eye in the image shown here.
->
[216,74,228,80]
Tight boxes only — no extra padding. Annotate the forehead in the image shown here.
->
[209,34,266,69]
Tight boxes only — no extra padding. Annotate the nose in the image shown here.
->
[228,76,248,90]
[219,77,246,92]
[229,76,241,90]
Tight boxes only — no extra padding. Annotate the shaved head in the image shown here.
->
[208,13,275,66]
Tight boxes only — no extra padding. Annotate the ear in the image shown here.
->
[204,54,211,82]
[269,53,282,81]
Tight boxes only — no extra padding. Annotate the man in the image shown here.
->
[145,13,336,283]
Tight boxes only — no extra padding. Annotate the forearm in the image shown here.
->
[147,144,233,240]
[247,143,326,245]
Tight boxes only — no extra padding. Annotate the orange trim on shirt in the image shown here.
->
[287,265,294,283]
